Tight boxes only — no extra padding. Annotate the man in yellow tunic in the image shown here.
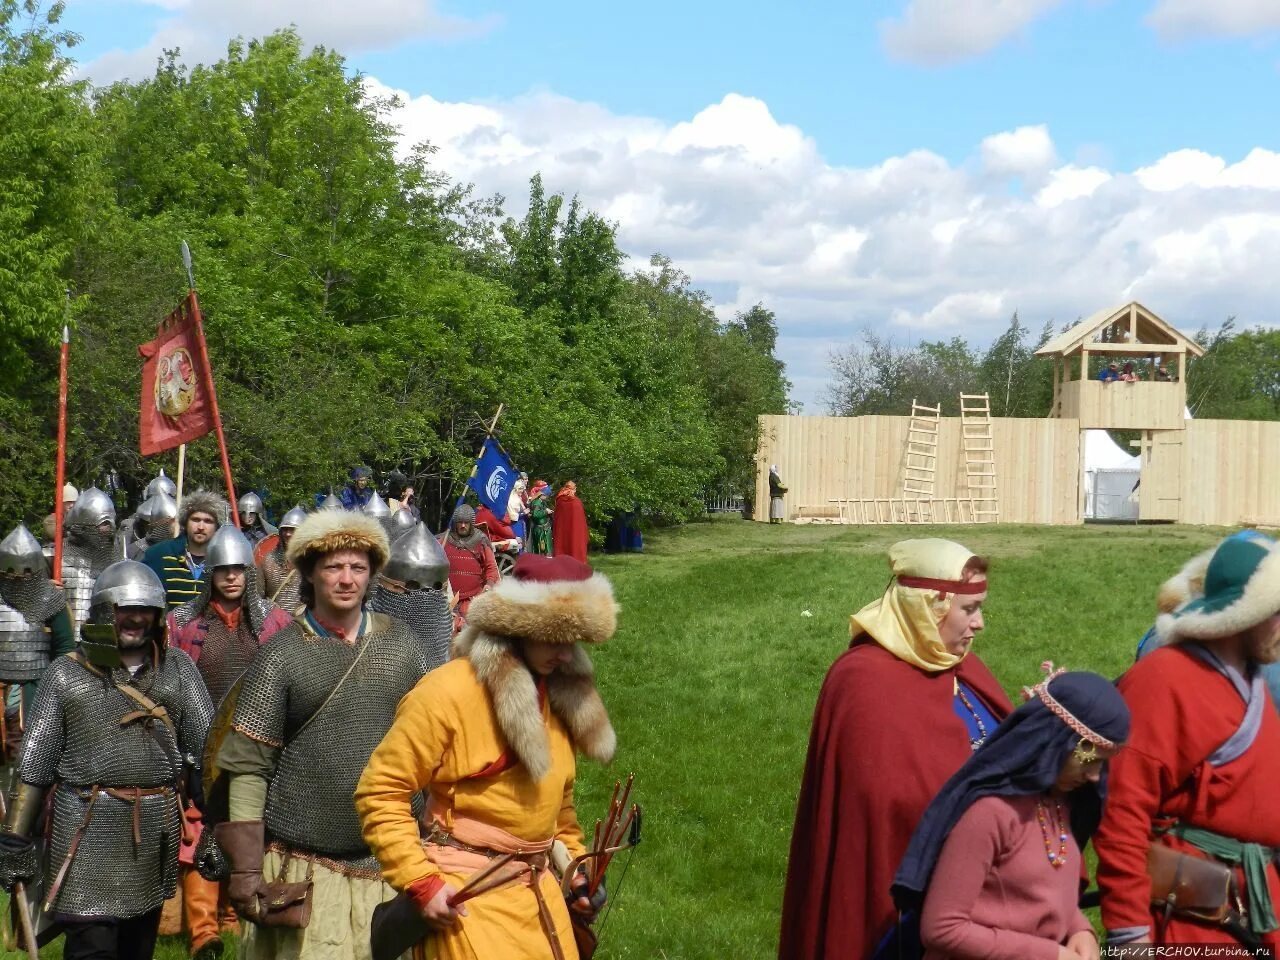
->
[356,553,619,960]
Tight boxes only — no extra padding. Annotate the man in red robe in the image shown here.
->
[1096,533,1280,951]
[552,480,589,563]
[779,539,1012,959]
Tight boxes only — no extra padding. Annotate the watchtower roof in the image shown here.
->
[1034,302,1205,359]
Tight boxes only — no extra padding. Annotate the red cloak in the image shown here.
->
[552,491,588,563]
[778,637,1012,960]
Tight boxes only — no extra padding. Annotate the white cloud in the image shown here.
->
[981,125,1057,176]
[365,80,1280,410]
[1147,0,1280,39]
[880,0,1069,64]
[83,0,497,83]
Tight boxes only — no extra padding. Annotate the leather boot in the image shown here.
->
[183,865,222,956]
[213,820,265,923]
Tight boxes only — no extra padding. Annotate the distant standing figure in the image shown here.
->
[1154,363,1173,382]
[769,465,788,524]
[1120,361,1139,382]
[528,480,554,555]
[1097,363,1120,383]
[553,481,589,562]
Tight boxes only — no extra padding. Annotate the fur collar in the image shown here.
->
[453,629,616,780]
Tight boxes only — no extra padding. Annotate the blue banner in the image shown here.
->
[466,438,515,515]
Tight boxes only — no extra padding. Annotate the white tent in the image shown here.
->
[1082,429,1141,520]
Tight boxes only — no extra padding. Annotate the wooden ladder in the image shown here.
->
[960,393,999,523]
[903,399,941,522]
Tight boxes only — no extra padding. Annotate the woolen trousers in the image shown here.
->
[61,907,163,960]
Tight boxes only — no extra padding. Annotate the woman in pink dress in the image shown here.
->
[892,668,1130,960]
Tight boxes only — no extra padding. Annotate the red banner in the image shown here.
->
[138,292,215,456]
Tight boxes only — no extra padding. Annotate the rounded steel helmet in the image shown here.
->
[0,524,46,577]
[279,506,308,530]
[66,487,117,531]
[149,491,179,524]
[383,522,450,590]
[145,471,177,499]
[238,491,265,519]
[205,525,256,571]
[389,508,415,537]
[89,560,165,620]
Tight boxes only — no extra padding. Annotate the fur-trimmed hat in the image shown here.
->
[466,554,617,646]
[181,489,228,528]
[286,508,391,574]
[1156,531,1280,643]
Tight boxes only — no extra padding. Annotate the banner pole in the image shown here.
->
[180,242,239,527]
[454,405,505,512]
[52,321,69,585]
[175,444,187,511]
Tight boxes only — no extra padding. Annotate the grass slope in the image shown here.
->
[11,519,1226,959]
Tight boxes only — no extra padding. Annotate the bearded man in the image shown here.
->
[0,524,74,761]
[440,505,499,627]
[212,510,431,960]
[60,487,120,639]
[144,490,227,609]
[168,525,293,960]
[367,522,452,671]
[0,560,213,960]
[256,506,307,615]
[1096,534,1280,952]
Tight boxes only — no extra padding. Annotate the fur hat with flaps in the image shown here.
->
[1157,531,1280,643]
[286,508,391,576]
[180,489,229,528]
[455,553,618,780]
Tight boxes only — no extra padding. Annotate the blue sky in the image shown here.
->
[56,0,1280,408]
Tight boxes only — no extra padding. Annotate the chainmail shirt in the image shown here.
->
[259,546,302,615]
[0,577,67,682]
[17,649,214,918]
[366,583,451,672]
[61,531,119,639]
[230,614,429,874]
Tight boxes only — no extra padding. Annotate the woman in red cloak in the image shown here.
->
[552,480,589,563]
[778,538,1013,960]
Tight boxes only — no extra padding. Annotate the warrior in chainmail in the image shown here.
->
[127,491,179,562]
[237,492,277,547]
[257,505,307,615]
[0,524,74,763]
[367,522,452,671]
[213,509,429,960]
[440,503,500,627]
[60,487,120,641]
[168,525,292,960]
[0,560,213,960]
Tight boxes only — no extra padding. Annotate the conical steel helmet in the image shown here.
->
[149,491,179,522]
[205,525,256,570]
[135,497,156,522]
[90,560,165,615]
[320,492,343,511]
[0,524,46,576]
[363,491,391,519]
[382,522,450,590]
[66,487,117,530]
[145,470,177,499]
[279,506,308,530]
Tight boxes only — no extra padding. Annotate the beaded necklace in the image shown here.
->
[1036,798,1069,868]
[954,684,988,751]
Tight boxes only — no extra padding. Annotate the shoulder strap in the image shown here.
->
[70,651,179,743]
[290,627,374,744]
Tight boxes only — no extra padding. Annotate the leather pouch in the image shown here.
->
[1146,841,1233,924]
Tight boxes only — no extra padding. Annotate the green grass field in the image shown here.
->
[10,518,1229,959]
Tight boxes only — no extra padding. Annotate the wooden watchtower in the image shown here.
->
[1038,302,1203,430]
[1036,302,1204,519]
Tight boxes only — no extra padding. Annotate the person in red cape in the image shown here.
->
[552,481,589,563]
[475,504,517,542]
[1095,533,1280,953]
[778,538,1013,960]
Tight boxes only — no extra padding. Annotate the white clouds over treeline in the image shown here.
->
[372,82,1280,408]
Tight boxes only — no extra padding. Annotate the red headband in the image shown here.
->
[896,575,987,595]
